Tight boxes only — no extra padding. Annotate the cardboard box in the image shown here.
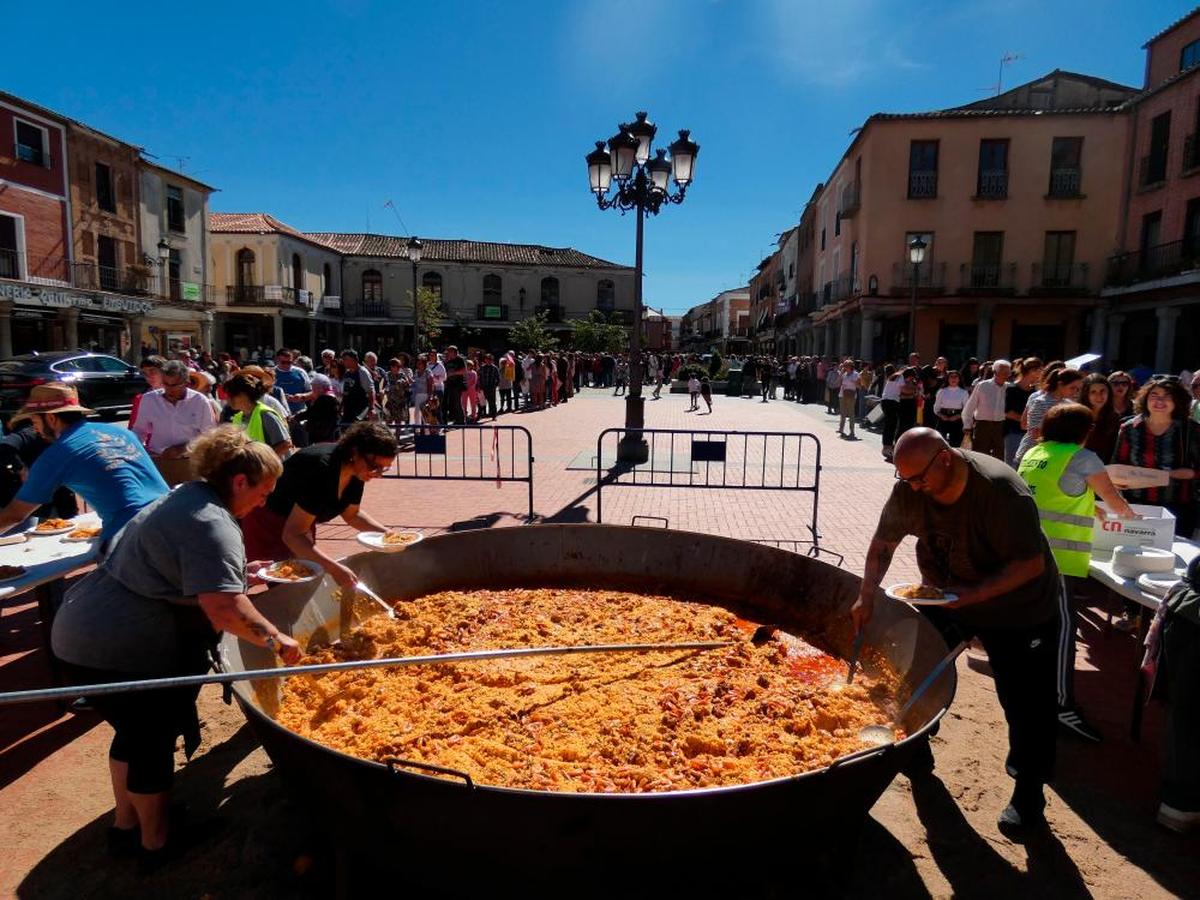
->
[1093,503,1176,552]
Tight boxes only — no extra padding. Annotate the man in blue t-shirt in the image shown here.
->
[273,349,312,447]
[0,384,167,544]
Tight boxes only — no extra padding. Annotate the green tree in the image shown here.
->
[569,310,629,353]
[409,286,445,351]
[509,310,559,350]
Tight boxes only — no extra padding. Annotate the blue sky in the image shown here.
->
[6,0,1188,313]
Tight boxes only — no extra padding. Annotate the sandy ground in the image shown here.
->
[1,391,1197,897]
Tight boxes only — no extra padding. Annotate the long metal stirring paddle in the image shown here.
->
[0,640,732,706]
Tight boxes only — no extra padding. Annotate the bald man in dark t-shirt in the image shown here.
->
[852,427,1061,838]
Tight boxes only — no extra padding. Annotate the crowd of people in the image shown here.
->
[0,335,1197,868]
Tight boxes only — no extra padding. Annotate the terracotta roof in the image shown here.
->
[303,233,629,270]
[1143,6,1200,48]
[210,213,341,252]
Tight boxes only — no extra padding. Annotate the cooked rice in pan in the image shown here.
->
[275,588,901,793]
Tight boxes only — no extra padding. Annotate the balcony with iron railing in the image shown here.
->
[1183,133,1200,174]
[1106,239,1200,287]
[959,262,1017,294]
[908,171,937,199]
[975,170,1008,199]
[0,250,214,305]
[1030,262,1090,295]
[839,181,861,217]
[343,298,391,317]
[889,261,948,296]
[1047,168,1082,198]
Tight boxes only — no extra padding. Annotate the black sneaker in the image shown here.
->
[1058,706,1102,742]
[997,801,1048,840]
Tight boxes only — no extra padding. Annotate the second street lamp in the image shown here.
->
[907,235,927,356]
[407,236,422,359]
[585,111,698,463]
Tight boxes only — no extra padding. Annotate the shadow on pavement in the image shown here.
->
[908,774,1089,899]
[17,723,334,900]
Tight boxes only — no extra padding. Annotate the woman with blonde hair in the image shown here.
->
[51,426,299,869]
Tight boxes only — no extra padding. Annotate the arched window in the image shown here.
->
[292,253,304,294]
[323,262,332,295]
[236,248,255,287]
[540,276,559,306]
[596,278,615,311]
[422,271,443,300]
[362,268,383,301]
[483,274,501,304]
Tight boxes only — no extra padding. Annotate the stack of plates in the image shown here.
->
[1111,545,1176,578]
[1137,572,1179,598]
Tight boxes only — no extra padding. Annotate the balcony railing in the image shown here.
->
[839,181,861,217]
[1106,239,1200,287]
[960,262,1017,293]
[889,261,948,295]
[976,170,1008,199]
[344,298,390,317]
[535,304,564,323]
[908,171,937,199]
[1030,262,1090,294]
[0,251,214,304]
[1048,168,1081,198]
[476,303,509,321]
[1184,133,1200,174]
[606,309,634,325]
[1139,153,1167,188]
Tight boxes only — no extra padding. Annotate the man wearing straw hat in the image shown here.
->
[0,383,167,545]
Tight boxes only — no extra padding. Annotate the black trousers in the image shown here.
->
[483,386,498,419]
[444,385,464,424]
[1163,614,1200,810]
[922,607,1059,786]
[881,399,900,448]
[897,398,917,435]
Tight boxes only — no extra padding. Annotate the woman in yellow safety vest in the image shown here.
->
[224,373,292,459]
[1017,402,1135,743]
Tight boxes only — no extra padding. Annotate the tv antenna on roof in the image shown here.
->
[990,52,1024,96]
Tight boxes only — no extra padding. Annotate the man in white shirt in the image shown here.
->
[131,359,217,483]
[962,359,1012,461]
[426,351,447,398]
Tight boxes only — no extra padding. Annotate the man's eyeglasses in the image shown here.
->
[894,448,948,487]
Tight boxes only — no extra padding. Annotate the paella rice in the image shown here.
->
[275,588,902,793]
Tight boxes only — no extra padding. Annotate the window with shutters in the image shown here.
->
[0,214,21,280]
[362,269,383,301]
[908,140,938,198]
[540,276,559,305]
[483,274,502,305]
[96,162,115,212]
[421,271,442,299]
[1048,138,1083,197]
[1041,231,1076,286]
[596,279,615,311]
[976,140,1009,198]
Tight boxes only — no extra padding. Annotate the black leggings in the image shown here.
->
[64,662,199,794]
[881,399,900,448]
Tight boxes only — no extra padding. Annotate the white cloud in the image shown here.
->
[758,0,929,87]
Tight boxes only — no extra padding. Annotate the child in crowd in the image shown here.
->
[687,374,701,410]
[700,376,713,413]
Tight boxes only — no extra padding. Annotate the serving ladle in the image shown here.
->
[338,580,397,620]
[859,641,967,746]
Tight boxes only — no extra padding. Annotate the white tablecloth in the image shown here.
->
[1088,539,1199,610]
[0,513,103,600]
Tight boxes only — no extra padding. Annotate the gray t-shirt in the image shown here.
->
[52,481,247,674]
[1060,447,1105,497]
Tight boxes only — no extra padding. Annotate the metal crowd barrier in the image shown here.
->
[594,428,837,562]
[387,424,535,522]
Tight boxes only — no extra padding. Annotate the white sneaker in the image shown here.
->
[1157,803,1200,832]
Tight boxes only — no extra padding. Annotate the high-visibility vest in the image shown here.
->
[1017,441,1095,577]
[233,402,287,445]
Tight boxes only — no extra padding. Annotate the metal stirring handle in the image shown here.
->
[0,640,732,706]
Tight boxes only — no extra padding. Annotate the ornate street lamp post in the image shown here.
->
[407,236,422,359]
[907,235,927,357]
[586,111,698,462]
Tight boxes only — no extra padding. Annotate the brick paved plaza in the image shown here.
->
[328,384,920,585]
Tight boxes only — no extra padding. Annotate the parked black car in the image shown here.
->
[0,352,145,425]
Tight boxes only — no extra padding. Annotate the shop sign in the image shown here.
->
[0,282,152,315]
[181,281,201,301]
[483,305,503,319]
